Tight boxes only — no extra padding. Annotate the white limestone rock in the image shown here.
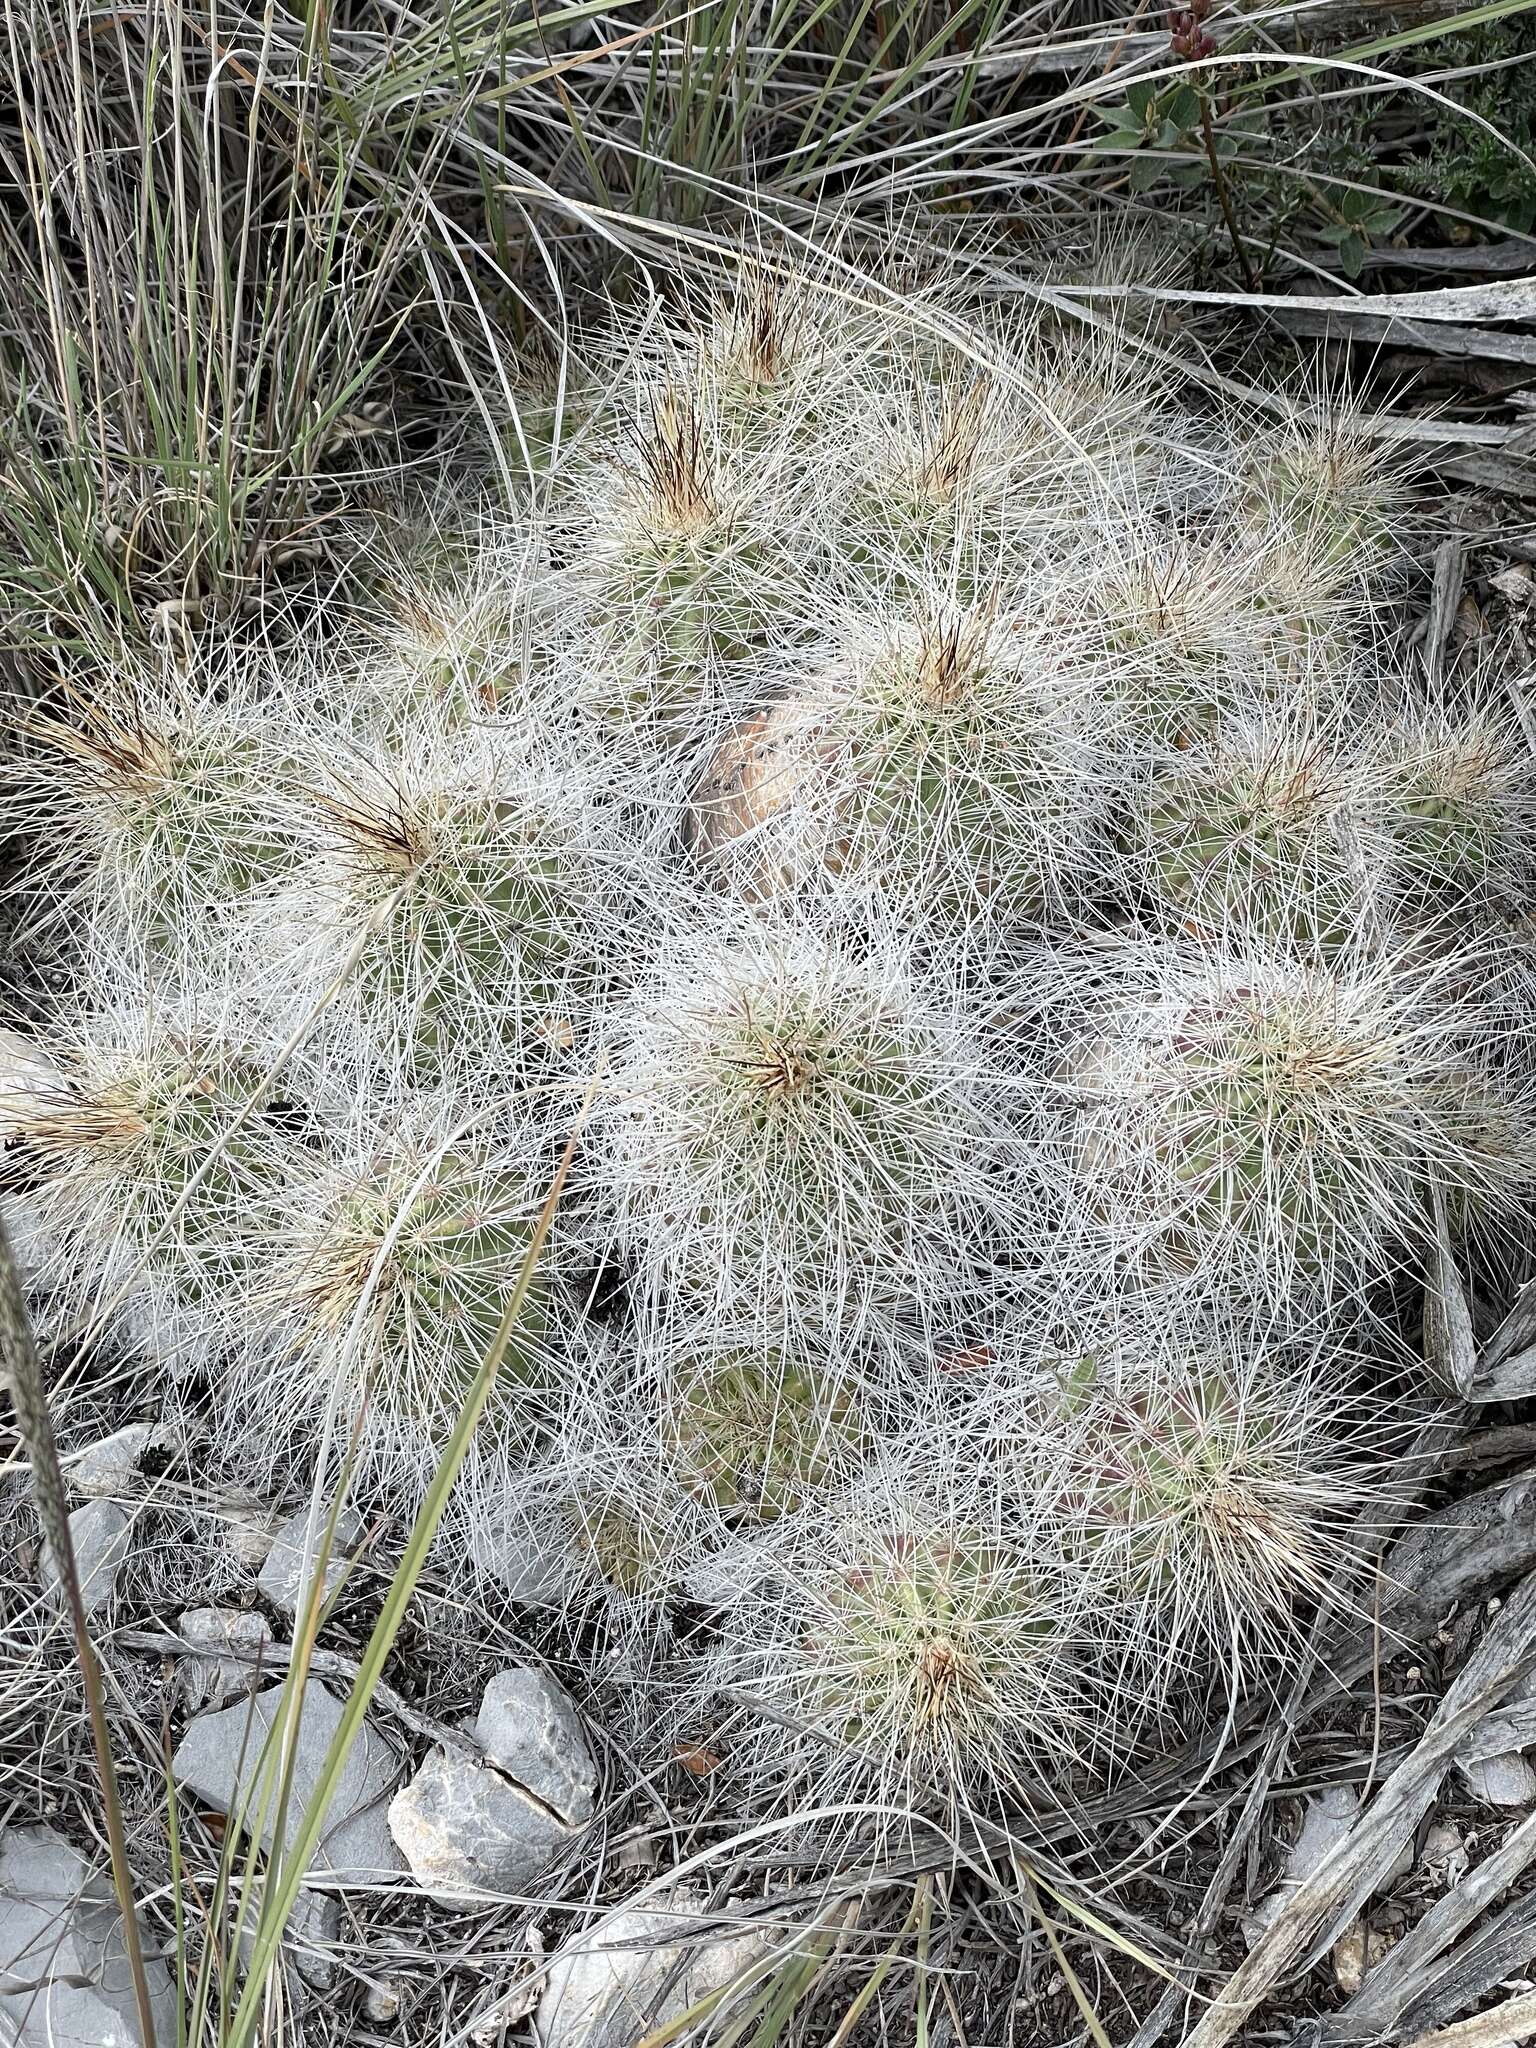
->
[534,1889,772,2048]
[40,1500,132,1617]
[255,1509,363,1619]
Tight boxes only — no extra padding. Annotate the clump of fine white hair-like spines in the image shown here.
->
[461,1371,736,1682]
[1018,317,1190,520]
[231,1102,586,1497]
[976,1312,1399,1719]
[1072,515,1375,742]
[688,583,1113,952]
[1371,684,1536,922]
[555,366,802,742]
[819,309,1183,596]
[1078,527,1268,722]
[587,910,1035,1359]
[271,701,652,1085]
[848,346,1012,579]
[1230,397,1421,599]
[11,214,1516,1866]
[1045,926,1536,1312]
[0,964,302,1361]
[677,247,851,451]
[339,509,554,730]
[694,1452,1103,1843]
[6,654,308,955]
[1121,698,1380,944]
[340,517,673,788]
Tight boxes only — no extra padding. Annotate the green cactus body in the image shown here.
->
[1137,746,1359,944]
[693,278,829,460]
[1161,1016,1353,1276]
[844,373,1006,592]
[1088,545,1262,738]
[814,1529,1057,1759]
[1074,981,1370,1287]
[32,1041,279,1303]
[607,930,1004,1349]
[368,583,538,728]
[572,1499,678,1599]
[666,1349,857,1521]
[706,998,927,1225]
[1380,724,1531,910]
[47,703,297,930]
[717,609,1084,926]
[587,384,770,720]
[1240,423,1402,585]
[138,736,291,908]
[1068,1373,1274,1590]
[15,228,1496,1831]
[1046,1357,1348,1650]
[305,1157,551,1433]
[346,790,595,1068]
[1394,788,1492,893]
[839,661,1057,909]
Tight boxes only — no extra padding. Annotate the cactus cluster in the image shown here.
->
[5,236,1534,1849]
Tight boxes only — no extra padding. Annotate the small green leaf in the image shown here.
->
[1125,80,1156,121]
[1164,83,1201,132]
[1094,116,1146,148]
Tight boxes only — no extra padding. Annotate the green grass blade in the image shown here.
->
[1238,0,1536,97]
[220,1124,581,2048]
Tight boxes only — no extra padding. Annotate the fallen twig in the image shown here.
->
[1183,1571,1536,2048]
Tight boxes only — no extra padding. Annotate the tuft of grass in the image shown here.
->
[0,2,437,664]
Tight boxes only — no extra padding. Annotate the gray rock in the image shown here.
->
[234,1887,342,1993]
[388,1668,597,1907]
[388,1748,577,1908]
[288,1892,342,1991]
[466,1519,568,1608]
[1244,1786,1360,1944]
[0,1824,176,2048]
[171,1680,405,1885]
[477,1670,596,1828]
[222,1502,280,1573]
[1459,1748,1536,1806]
[177,1607,273,1709]
[64,1425,154,1500]
[1243,1785,1414,1946]
[534,1890,771,2048]
[255,1509,363,1619]
[40,1501,132,1617]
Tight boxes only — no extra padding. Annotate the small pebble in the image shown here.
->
[363,1981,402,2022]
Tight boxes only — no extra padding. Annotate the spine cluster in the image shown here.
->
[5,236,1532,1845]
